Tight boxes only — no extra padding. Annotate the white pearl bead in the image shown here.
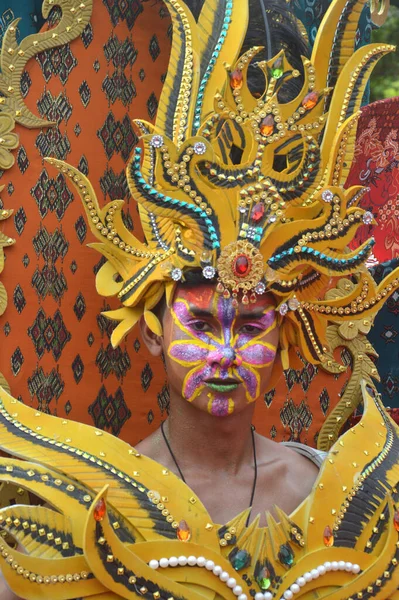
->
[304,572,312,582]
[344,562,353,572]
[317,565,326,575]
[213,565,222,576]
[233,586,243,596]
[311,569,319,579]
[197,556,206,567]
[220,571,229,582]
[227,577,237,588]
[168,556,178,567]
[264,593,273,600]
[290,583,300,594]
[296,577,306,587]
[205,560,215,571]
[187,556,197,566]
[331,561,339,571]
[178,556,188,566]
[238,595,247,600]
[254,593,263,600]
[283,591,293,600]
[324,561,332,571]
[159,558,169,568]
[149,560,159,569]
[338,561,346,571]
[352,564,360,574]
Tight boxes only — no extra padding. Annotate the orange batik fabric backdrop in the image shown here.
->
[0,2,370,448]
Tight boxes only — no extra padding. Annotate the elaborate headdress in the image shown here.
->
[48,0,399,371]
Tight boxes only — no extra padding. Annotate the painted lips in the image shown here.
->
[205,380,240,392]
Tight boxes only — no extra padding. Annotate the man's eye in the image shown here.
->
[240,324,262,334]
[190,321,211,332]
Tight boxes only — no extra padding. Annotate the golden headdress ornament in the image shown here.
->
[48,0,399,368]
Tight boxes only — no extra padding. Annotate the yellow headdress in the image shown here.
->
[48,0,399,369]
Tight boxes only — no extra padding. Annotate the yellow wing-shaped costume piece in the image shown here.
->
[0,382,398,599]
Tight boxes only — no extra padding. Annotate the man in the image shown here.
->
[0,0,398,597]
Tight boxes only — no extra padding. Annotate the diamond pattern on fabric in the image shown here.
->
[72,354,84,384]
[31,170,73,220]
[280,399,313,443]
[102,0,143,29]
[99,168,129,200]
[14,207,27,236]
[13,285,26,314]
[11,348,24,377]
[28,308,71,360]
[27,367,65,413]
[73,292,86,321]
[141,362,153,392]
[35,45,77,84]
[79,80,91,107]
[89,385,131,435]
[97,112,138,160]
[95,344,131,379]
[17,146,29,174]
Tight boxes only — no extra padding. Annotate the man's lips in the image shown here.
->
[204,378,241,392]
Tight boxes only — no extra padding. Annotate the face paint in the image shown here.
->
[167,287,277,414]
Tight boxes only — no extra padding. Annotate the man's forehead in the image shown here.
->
[173,284,275,315]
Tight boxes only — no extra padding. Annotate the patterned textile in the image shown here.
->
[0,2,396,449]
[346,97,399,263]
[0,2,173,446]
[368,258,399,407]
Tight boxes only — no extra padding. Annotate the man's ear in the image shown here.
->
[139,315,164,357]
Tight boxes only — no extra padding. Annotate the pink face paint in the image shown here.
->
[168,288,277,410]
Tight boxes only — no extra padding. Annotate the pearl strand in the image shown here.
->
[275,560,361,600]
[148,556,361,600]
[148,555,248,600]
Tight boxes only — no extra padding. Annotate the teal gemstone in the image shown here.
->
[278,543,294,567]
[231,549,250,571]
[256,567,271,590]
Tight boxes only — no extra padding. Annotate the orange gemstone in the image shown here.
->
[323,525,334,547]
[251,202,265,222]
[94,498,106,522]
[230,69,243,90]
[177,520,191,542]
[302,91,319,110]
[394,511,399,532]
[260,115,274,136]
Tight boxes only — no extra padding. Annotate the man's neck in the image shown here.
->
[165,397,256,475]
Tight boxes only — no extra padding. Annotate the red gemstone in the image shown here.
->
[394,511,399,532]
[302,91,319,110]
[94,498,106,522]
[251,202,265,222]
[234,254,251,277]
[230,69,243,90]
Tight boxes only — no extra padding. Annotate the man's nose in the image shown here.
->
[206,348,242,368]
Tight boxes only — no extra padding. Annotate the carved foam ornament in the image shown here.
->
[43,0,399,370]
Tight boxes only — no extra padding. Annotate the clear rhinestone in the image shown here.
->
[279,303,289,316]
[288,297,300,311]
[202,266,216,279]
[239,206,247,214]
[171,268,183,281]
[255,281,266,295]
[193,141,206,155]
[150,135,164,148]
[268,215,277,223]
[362,211,373,225]
[321,190,334,203]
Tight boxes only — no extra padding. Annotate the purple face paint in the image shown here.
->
[167,289,278,410]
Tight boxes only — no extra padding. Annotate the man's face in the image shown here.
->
[161,284,279,417]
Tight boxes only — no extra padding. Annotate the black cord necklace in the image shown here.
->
[160,420,258,526]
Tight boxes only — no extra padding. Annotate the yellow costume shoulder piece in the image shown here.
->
[0,383,398,599]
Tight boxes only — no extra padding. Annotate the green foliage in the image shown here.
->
[370,5,399,102]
